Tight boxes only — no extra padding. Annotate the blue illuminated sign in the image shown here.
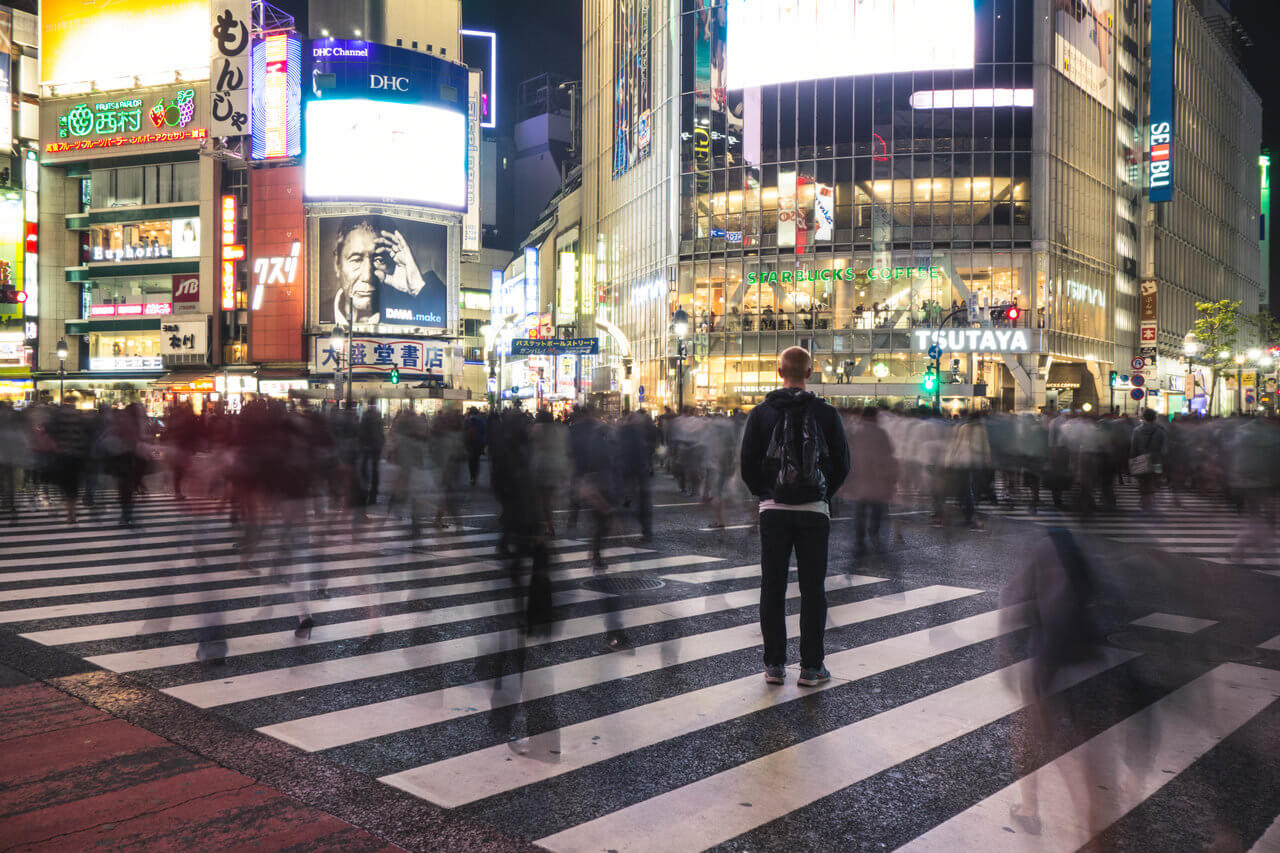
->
[1149,0,1176,203]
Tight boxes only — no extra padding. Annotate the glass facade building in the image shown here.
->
[579,0,1263,413]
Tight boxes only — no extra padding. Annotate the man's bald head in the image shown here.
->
[778,346,813,386]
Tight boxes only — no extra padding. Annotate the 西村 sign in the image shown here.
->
[911,328,1037,354]
[510,338,600,356]
[746,266,944,285]
[45,87,207,156]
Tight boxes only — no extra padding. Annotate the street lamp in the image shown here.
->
[1234,353,1247,415]
[330,328,351,409]
[672,306,689,412]
[1182,331,1201,358]
[55,339,67,405]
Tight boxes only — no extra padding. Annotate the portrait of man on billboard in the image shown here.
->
[320,215,448,329]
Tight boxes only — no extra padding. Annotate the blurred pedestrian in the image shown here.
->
[846,407,898,559]
[1129,408,1166,511]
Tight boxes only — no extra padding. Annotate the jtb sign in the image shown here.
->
[912,328,1037,354]
[1149,0,1176,203]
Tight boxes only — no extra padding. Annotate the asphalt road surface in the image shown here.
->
[1,468,1278,852]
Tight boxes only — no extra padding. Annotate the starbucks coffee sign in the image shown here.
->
[912,328,1039,354]
[746,265,944,284]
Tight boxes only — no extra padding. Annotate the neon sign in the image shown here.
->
[220,195,241,311]
[45,130,207,154]
[252,32,301,159]
[57,90,195,140]
[912,328,1034,354]
[746,266,943,284]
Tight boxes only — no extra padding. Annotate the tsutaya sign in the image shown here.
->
[747,266,944,284]
[912,328,1038,354]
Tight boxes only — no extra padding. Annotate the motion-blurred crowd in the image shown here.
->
[4,401,1280,540]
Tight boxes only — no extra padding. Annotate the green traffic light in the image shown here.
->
[922,371,936,392]
[390,368,400,385]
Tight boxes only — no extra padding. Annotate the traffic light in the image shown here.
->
[389,367,400,385]
[990,304,1020,324]
[1109,370,1119,388]
[921,367,937,393]
[0,287,25,304]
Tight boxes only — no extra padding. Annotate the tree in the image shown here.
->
[1192,299,1242,414]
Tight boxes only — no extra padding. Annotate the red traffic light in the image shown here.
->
[1005,305,1020,321]
[15,290,25,303]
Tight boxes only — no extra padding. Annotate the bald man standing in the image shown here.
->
[740,346,850,686]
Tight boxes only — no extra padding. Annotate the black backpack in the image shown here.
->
[763,397,830,504]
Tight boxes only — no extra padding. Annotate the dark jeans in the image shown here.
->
[759,509,830,670]
[467,450,482,484]
[853,501,886,553]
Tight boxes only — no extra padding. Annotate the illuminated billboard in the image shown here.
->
[304,99,467,208]
[1148,0,1175,202]
[1054,0,1114,107]
[725,0,974,89]
[41,0,209,89]
[41,83,208,160]
[315,214,448,330]
[251,32,303,159]
[305,39,471,208]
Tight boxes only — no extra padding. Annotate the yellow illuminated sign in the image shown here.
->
[41,0,209,89]
[558,250,577,319]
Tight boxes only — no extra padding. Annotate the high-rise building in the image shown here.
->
[576,0,1263,414]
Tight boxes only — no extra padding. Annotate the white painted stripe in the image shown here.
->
[0,533,503,598]
[163,573,880,708]
[1259,634,1280,652]
[0,522,458,573]
[1248,813,1280,853]
[1129,612,1218,634]
[1254,570,1280,579]
[0,547,646,625]
[1206,558,1280,567]
[378,602,1021,804]
[20,554,721,646]
[262,577,914,753]
[901,663,1280,852]
[84,588,614,672]
[427,538,584,559]
[0,532,450,584]
[660,565,764,584]
[534,648,1138,853]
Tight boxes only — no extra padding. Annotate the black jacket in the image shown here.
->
[739,387,851,503]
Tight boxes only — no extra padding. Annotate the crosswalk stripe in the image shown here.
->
[0,514,437,557]
[260,576,911,753]
[0,521,453,572]
[0,546,642,625]
[377,601,1019,806]
[0,532,504,597]
[83,587,616,672]
[1249,813,1280,852]
[900,663,1280,852]
[0,524,483,583]
[161,573,880,708]
[1260,634,1280,651]
[533,648,1138,853]
[20,554,722,646]
[659,564,763,584]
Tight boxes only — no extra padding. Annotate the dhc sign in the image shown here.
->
[1149,0,1176,203]
[912,328,1035,354]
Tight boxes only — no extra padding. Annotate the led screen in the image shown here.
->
[726,0,975,89]
[304,98,466,208]
[41,0,209,88]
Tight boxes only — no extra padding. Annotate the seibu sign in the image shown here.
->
[912,328,1037,354]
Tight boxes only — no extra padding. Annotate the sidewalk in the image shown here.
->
[0,668,405,852]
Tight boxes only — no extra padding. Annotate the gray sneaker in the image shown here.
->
[797,666,830,686]
[764,665,786,684]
